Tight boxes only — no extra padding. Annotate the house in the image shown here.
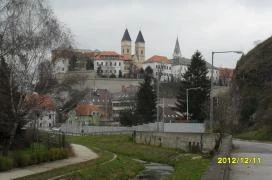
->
[219,68,233,86]
[143,55,172,81]
[26,93,56,129]
[67,103,105,126]
[79,89,112,121]
[111,85,139,121]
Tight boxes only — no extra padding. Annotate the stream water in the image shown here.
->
[133,159,174,180]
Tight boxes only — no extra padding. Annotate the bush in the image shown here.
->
[13,152,31,167]
[0,156,13,171]
[48,148,68,161]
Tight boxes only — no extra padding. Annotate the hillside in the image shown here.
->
[231,36,272,132]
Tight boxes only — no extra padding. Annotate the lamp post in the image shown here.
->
[210,51,243,132]
[186,87,202,120]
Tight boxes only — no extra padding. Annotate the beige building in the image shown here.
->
[121,29,145,68]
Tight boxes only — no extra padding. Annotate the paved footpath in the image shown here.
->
[0,144,98,180]
[230,139,272,180]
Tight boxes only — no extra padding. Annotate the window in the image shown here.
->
[114,70,116,73]
[101,62,104,65]
[123,49,124,54]
[127,49,129,53]
[114,62,116,66]
[62,68,64,71]
[169,67,171,70]
[40,123,42,127]
[119,62,121,66]
[106,62,108,66]
[110,62,112,66]
[141,50,143,54]
[49,115,51,119]
[97,62,99,66]
[49,123,51,127]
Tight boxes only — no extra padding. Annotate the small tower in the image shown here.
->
[121,28,132,58]
[173,37,182,59]
[135,30,145,63]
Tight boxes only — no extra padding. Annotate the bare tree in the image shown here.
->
[0,0,72,154]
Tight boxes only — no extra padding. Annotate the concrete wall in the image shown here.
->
[134,131,220,153]
[60,122,205,135]
[56,71,143,93]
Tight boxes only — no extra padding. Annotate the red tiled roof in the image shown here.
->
[75,104,105,116]
[219,68,234,78]
[26,93,55,110]
[95,51,132,61]
[144,55,171,64]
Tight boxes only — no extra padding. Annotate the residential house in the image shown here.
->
[219,68,233,86]
[111,85,139,121]
[26,93,56,129]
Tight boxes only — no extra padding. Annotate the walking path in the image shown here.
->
[230,139,272,180]
[0,144,98,180]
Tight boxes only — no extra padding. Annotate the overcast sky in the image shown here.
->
[49,0,272,68]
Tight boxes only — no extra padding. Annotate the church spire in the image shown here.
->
[173,36,181,59]
[121,28,131,41]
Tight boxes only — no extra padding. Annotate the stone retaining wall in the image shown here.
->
[133,131,220,153]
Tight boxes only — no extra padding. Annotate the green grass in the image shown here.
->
[0,143,69,172]
[234,129,272,141]
[16,135,211,180]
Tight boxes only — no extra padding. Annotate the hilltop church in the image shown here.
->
[121,29,145,67]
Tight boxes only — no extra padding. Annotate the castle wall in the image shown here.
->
[56,71,143,93]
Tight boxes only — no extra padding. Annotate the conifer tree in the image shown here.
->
[176,51,210,121]
[135,66,157,124]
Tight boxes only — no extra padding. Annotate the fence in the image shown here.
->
[60,122,205,135]
[26,130,66,149]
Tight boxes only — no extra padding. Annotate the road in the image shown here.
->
[230,139,272,180]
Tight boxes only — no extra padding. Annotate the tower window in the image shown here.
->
[127,49,129,53]
[141,50,143,55]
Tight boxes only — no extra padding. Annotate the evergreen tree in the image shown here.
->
[0,57,24,155]
[176,51,210,121]
[135,66,157,124]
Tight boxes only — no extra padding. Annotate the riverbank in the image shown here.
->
[18,135,211,180]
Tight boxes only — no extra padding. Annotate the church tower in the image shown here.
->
[121,28,132,58]
[173,37,182,59]
[135,30,145,63]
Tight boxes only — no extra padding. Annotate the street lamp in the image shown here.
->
[186,87,202,121]
[210,51,243,132]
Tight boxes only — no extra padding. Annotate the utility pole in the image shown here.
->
[210,51,243,132]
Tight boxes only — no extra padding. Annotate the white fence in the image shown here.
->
[60,122,205,135]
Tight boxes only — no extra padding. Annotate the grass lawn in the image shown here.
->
[17,134,211,180]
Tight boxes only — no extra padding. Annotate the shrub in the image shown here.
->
[48,148,68,161]
[13,152,31,167]
[0,156,13,171]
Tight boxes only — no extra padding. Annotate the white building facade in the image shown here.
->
[94,51,131,77]
[143,55,172,82]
